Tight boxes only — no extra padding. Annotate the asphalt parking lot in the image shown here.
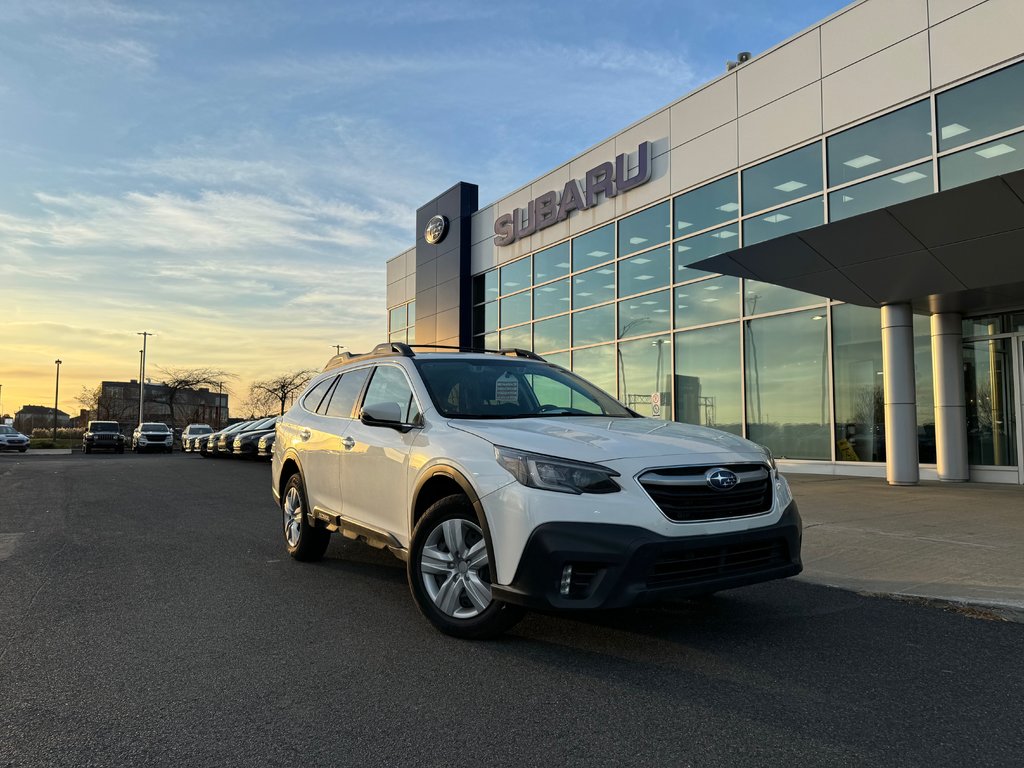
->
[1,453,1021,767]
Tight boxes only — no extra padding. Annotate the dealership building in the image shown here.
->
[386,0,1024,485]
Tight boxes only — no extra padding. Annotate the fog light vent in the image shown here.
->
[559,565,573,596]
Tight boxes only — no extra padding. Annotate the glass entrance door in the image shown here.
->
[963,336,1017,471]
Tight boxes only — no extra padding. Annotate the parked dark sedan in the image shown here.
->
[231,417,278,458]
[256,431,275,460]
[203,420,254,458]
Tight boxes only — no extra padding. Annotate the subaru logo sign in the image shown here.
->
[705,468,738,491]
[424,214,448,245]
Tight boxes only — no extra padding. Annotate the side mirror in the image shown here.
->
[361,402,418,432]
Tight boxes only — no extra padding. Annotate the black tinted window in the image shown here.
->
[324,368,371,418]
[302,377,335,412]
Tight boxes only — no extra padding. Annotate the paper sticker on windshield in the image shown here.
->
[495,373,519,403]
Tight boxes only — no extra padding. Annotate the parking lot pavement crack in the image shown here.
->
[0,541,68,665]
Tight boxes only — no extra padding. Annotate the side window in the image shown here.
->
[302,376,336,413]
[323,368,371,419]
[362,366,420,423]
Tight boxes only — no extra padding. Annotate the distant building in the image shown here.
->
[15,405,71,433]
[98,380,230,429]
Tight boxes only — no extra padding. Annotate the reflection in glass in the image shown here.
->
[913,314,934,463]
[937,60,1024,151]
[573,265,615,309]
[544,351,570,369]
[673,323,741,434]
[473,271,499,304]
[618,201,670,257]
[533,315,569,353]
[963,338,1017,466]
[742,143,823,214]
[573,344,617,399]
[473,301,498,334]
[533,278,570,319]
[573,303,615,347]
[572,224,614,270]
[533,242,570,283]
[675,276,740,328]
[618,290,671,338]
[618,335,672,420]
[499,325,532,351]
[743,197,824,245]
[827,100,931,185]
[832,304,884,462]
[829,162,933,221]
[389,329,407,343]
[674,224,738,283]
[745,280,824,315]
[745,310,830,459]
[939,130,1024,190]
[407,301,416,328]
[618,246,670,298]
[499,257,531,295]
[674,175,738,236]
[500,292,531,327]
[389,305,407,332]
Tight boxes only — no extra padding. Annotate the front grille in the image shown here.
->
[638,464,773,522]
[647,539,789,588]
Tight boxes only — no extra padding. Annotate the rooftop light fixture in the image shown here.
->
[892,170,927,184]
[717,202,740,213]
[701,298,719,303]
[634,275,654,281]
[764,213,791,224]
[703,285,721,291]
[676,244,692,252]
[940,123,970,140]
[587,250,609,258]
[843,154,881,169]
[629,236,648,245]
[631,257,651,265]
[711,230,738,238]
[677,220,693,229]
[774,180,807,193]
[976,143,1015,159]
[597,268,614,275]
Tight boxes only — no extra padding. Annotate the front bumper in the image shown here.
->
[491,501,802,610]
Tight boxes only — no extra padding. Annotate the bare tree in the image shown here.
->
[248,370,316,416]
[75,385,101,418]
[156,367,235,428]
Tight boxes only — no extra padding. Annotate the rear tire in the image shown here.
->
[408,494,524,639]
[282,473,330,562]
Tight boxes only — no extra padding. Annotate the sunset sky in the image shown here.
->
[0,0,846,419]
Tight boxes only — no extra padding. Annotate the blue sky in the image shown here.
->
[0,0,849,414]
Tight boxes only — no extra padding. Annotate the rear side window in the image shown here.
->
[362,365,420,423]
[302,377,335,412]
[323,368,371,418]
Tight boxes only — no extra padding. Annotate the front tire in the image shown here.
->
[408,495,524,639]
[282,473,330,562]
[84,445,92,454]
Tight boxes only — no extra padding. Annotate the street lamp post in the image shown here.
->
[137,332,152,425]
[53,359,62,441]
[332,344,346,355]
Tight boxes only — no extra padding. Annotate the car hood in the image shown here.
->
[448,417,765,463]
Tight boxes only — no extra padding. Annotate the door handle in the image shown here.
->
[299,429,311,441]
[342,436,355,450]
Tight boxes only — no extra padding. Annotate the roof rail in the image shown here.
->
[496,348,545,361]
[370,342,415,357]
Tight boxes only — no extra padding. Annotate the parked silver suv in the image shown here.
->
[272,343,801,638]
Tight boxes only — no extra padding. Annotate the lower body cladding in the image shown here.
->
[490,502,802,610]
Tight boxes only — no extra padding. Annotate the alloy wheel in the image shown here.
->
[419,518,492,619]
[283,486,303,547]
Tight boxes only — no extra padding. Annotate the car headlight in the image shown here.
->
[775,472,793,508]
[761,446,776,471]
[494,446,620,495]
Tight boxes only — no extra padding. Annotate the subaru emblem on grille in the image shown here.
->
[705,468,738,491]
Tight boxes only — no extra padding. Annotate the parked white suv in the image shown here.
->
[271,344,801,638]
[132,422,173,453]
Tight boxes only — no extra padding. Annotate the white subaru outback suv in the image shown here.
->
[271,343,801,638]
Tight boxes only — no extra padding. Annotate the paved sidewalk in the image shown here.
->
[789,474,1024,620]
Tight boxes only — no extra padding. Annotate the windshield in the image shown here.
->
[190,426,212,434]
[141,424,169,433]
[91,423,119,433]
[245,417,276,431]
[415,358,634,419]
[0,426,16,434]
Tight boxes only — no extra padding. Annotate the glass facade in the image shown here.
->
[448,58,1024,472]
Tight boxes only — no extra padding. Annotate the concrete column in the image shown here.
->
[931,313,969,481]
[881,303,919,485]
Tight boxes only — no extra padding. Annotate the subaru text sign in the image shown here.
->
[493,141,654,247]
